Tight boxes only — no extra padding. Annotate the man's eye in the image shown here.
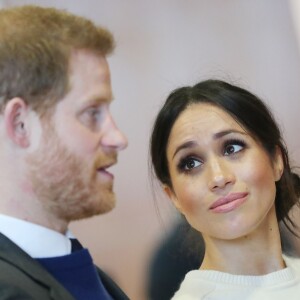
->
[224,144,243,156]
[87,108,100,118]
[79,106,104,129]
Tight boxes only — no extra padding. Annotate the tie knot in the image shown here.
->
[70,238,83,252]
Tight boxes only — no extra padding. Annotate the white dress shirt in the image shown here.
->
[0,214,73,258]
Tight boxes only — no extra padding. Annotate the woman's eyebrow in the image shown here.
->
[172,130,247,159]
[213,129,246,140]
[172,141,198,159]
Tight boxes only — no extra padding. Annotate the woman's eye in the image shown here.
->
[181,158,202,171]
[224,144,243,156]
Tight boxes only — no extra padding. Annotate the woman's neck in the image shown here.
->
[200,214,285,275]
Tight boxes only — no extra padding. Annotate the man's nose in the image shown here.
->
[101,113,128,151]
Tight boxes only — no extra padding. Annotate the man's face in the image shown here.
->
[26,50,127,223]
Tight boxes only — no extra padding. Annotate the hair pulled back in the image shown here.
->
[150,79,300,233]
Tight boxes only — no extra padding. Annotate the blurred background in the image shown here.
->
[0,0,300,299]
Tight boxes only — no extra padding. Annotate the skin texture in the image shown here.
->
[165,103,285,275]
[0,50,127,233]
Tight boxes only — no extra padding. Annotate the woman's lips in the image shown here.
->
[209,192,248,213]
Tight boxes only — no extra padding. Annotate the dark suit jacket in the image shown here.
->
[0,233,129,300]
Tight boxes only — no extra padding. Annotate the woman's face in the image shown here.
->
[165,103,283,240]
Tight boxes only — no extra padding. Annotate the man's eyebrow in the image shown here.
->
[172,129,247,159]
[85,96,113,106]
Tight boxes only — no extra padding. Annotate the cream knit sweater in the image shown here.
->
[172,255,300,300]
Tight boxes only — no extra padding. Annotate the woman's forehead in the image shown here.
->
[170,103,244,137]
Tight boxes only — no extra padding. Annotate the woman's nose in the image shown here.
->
[207,157,235,191]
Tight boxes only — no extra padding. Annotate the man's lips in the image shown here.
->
[209,192,248,213]
[97,161,117,179]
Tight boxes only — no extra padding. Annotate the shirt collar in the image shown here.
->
[0,214,72,258]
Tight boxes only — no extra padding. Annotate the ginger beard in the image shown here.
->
[26,123,117,222]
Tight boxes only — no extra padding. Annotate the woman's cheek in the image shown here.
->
[240,155,277,198]
[174,182,203,214]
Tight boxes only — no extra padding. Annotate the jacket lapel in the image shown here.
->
[97,267,129,300]
[0,233,74,300]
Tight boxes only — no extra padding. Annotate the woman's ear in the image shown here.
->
[4,97,30,148]
[273,146,284,182]
[164,185,183,212]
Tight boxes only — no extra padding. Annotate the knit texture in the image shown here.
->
[172,255,300,299]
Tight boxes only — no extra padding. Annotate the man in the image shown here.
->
[0,5,128,300]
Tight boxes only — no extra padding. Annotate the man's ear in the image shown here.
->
[4,97,30,148]
[273,146,284,182]
[164,185,183,212]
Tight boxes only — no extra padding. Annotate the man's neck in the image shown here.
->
[0,214,72,258]
[0,203,68,234]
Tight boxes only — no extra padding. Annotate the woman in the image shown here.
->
[150,79,300,299]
